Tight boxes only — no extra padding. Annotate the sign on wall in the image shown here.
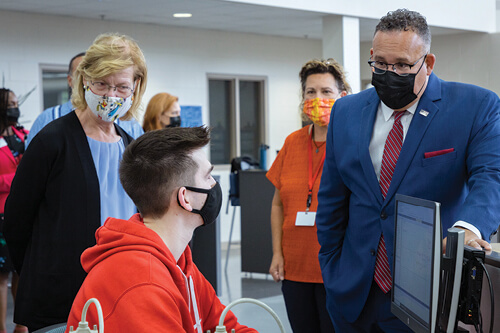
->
[180,105,203,127]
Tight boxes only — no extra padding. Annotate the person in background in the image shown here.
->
[25,52,143,147]
[66,127,256,333]
[4,33,147,331]
[266,58,350,332]
[316,9,500,331]
[0,89,28,333]
[142,92,181,131]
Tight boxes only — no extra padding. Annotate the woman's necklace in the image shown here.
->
[311,125,326,153]
[312,140,326,153]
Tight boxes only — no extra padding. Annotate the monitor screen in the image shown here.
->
[392,194,442,333]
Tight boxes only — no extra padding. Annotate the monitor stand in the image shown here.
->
[437,228,464,333]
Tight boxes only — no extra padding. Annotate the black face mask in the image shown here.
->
[6,107,20,123]
[371,59,426,110]
[166,116,181,128]
[179,182,222,226]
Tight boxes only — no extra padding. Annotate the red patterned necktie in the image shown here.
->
[374,111,404,293]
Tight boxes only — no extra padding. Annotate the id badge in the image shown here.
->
[295,211,316,226]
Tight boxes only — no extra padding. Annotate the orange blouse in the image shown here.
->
[266,125,326,283]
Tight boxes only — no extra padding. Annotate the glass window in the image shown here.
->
[208,76,266,165]
[209,79,234,164]
[42,68,68,109]
[239,81,263,159]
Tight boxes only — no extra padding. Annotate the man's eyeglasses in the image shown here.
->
[89,81,134,96]
[368,54,427,77]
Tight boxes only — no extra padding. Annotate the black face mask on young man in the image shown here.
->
[371,57,427,110]
[178,182,222,226]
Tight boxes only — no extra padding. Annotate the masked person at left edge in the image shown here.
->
[143,92,182,132]
[0,88,29,333]
[4,33,147,332]
[66,127,257,333]
[266,58,350,333]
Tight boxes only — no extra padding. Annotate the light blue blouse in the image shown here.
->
[87,137,136,225]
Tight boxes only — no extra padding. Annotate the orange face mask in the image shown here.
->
[302,97,336,127]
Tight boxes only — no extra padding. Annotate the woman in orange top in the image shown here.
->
[266,58,351,332]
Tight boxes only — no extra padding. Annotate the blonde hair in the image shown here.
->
[298,58,351,122]
[71,33,148,121]
[142,92,179,132]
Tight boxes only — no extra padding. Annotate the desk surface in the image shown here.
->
[491,243,500,252]
[486,243,500,268]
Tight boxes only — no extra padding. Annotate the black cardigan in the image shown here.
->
[4,111,132,330]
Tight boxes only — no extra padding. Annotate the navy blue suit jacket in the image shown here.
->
[316,73,500,322]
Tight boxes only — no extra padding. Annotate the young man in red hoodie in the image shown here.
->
[66,127,256,332]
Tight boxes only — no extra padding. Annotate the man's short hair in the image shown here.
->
[120,126,210,218]
[68,52,86,75]
[375,9,431,51]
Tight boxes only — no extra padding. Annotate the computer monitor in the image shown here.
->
[391,194,442,333]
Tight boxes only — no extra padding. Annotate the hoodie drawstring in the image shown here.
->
[189,276,203,333]
[177,266,203,333]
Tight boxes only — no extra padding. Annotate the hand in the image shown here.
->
[269,253,284,282]
[443,228,491,252]
[464,236,491,251]
[462,228,491,251]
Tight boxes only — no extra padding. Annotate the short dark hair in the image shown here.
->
[375,9,431,51]
[120,126,211,218]
[68,52,86,75]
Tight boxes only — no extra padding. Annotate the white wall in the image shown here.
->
[0,10,322,243]
[430,32,500,94]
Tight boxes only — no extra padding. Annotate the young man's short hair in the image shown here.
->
[120,126,210,218]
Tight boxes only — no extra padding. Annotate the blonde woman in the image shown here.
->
[143,92,181,131]
[4,33,147,331]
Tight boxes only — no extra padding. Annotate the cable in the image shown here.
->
[69,298,104,333]
[478,260,494,333]
[472,295,483,333]
[215,298,285,333]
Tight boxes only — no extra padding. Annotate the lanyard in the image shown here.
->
[307,127,326,212]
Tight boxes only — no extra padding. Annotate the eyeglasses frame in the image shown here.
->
[368,53,428,77]
[88,80,135,96]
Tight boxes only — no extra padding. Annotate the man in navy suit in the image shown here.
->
[316,8,500,332]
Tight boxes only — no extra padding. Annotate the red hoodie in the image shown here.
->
[66,214,256,332]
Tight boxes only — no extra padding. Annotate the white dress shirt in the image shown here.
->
[369,99,482,240]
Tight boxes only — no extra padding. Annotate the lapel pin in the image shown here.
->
[419,110,429,117]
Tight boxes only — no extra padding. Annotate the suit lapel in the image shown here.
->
[384,73,442,203]
[359,90,384,205]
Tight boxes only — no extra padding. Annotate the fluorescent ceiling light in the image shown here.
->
[173,13,192,18]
